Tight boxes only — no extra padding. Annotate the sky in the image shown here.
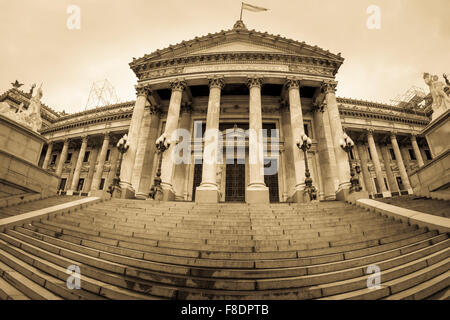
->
[0,0,449,113]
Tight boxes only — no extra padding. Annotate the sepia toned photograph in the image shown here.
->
[0,0,448,309]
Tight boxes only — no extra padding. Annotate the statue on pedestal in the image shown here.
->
[423,73,450,120]
[0,84,43,132]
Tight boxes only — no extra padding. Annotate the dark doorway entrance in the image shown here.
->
[264,159,280,203]
[225,161,245,202]
[191,161,202,201]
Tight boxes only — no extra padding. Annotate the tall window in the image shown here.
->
[373,178,380,193]
[105,149,111,162]
[408,149,416,160]
[77,178,84,192]
[424,150,432,160]
[50,154,57,165]
[389,149,396,160]
[83,151,90,163]
[367,148,372,160]
[65,153,72,164]
[99,178,105,190]
[59,178,67,190]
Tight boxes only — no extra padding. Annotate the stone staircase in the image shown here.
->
[0,196,84,219]
[0,199,448,300]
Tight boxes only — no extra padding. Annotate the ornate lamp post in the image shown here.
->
[107,134,130,198]
[339,133,362,193]
[297,133,317,201]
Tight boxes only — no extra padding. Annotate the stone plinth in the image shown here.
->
[423,109,450,159]
[0,114,44,166]
[0,115,59,198]
[409,110,450,199]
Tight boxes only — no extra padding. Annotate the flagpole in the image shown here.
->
[240,2,243,20]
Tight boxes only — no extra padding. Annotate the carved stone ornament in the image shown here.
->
[247,77,263,89]
[170,80,187,92]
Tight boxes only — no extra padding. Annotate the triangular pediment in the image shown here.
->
[185,40,287,55]
[131,22,344,66]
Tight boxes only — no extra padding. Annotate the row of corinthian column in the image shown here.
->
[353,130,426,197]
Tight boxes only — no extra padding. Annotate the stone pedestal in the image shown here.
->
[409,110,450,198]
[195,189,220,203]
[246,187,270,204]
[0,114,59,197]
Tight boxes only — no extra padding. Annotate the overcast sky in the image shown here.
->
[1,0,449,113]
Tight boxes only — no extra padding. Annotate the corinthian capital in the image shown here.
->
[209,77,225,90]
[366,128,375,136]
[390,130,398,139]
[247,77,263,89]
[136,86,148,97]
[170,80,187,92]
[285,78,300,90]
[321,82,337,94]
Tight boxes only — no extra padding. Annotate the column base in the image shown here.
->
[345,191,370,204]
[288,189,311,203]
[88,190,109,199]
[162,188,175,201]
[195,188,220,204]
[119,182,136,199]
[381,191,392,198]
[135,192,148,200]
[66,190,74,196]
[406,188,414,195]
[246,187,270,204]
[335,187,349,201]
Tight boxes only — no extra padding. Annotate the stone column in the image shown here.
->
[42,142,53,170]
[323,82,351,200]
[352,143,366,191]
[67,135,88,195]
[390,132,413,194]
[286,79,306,202]
[133,108,161,199]
[411,134,425,167]
[56,139,70,177]
[313,105,338,200]
[196,78,224,203]
[160,81,186,201]
[246,77,269,204]
[84,146,98,192]
[90,132,110,195]
[120,87,148,198]
[173,105,193,200]
[356,143,374,196]
[367,130,391,197]
[380,143,399,195]
[105,146,119,192]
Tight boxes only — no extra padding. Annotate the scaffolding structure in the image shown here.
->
[390,86,426,110]
[85,79,119,111]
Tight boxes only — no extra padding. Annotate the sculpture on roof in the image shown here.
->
[423,73,450,120]
[0,84,43,132]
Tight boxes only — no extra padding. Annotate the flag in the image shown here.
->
[242,2,269,13]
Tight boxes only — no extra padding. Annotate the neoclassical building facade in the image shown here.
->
[1,21,433,203]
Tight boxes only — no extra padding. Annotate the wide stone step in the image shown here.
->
[0,255,62,300]
[320,252,450,300]
[3,223,448,294]
[12,224,446,276]
[0,238,164,299]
